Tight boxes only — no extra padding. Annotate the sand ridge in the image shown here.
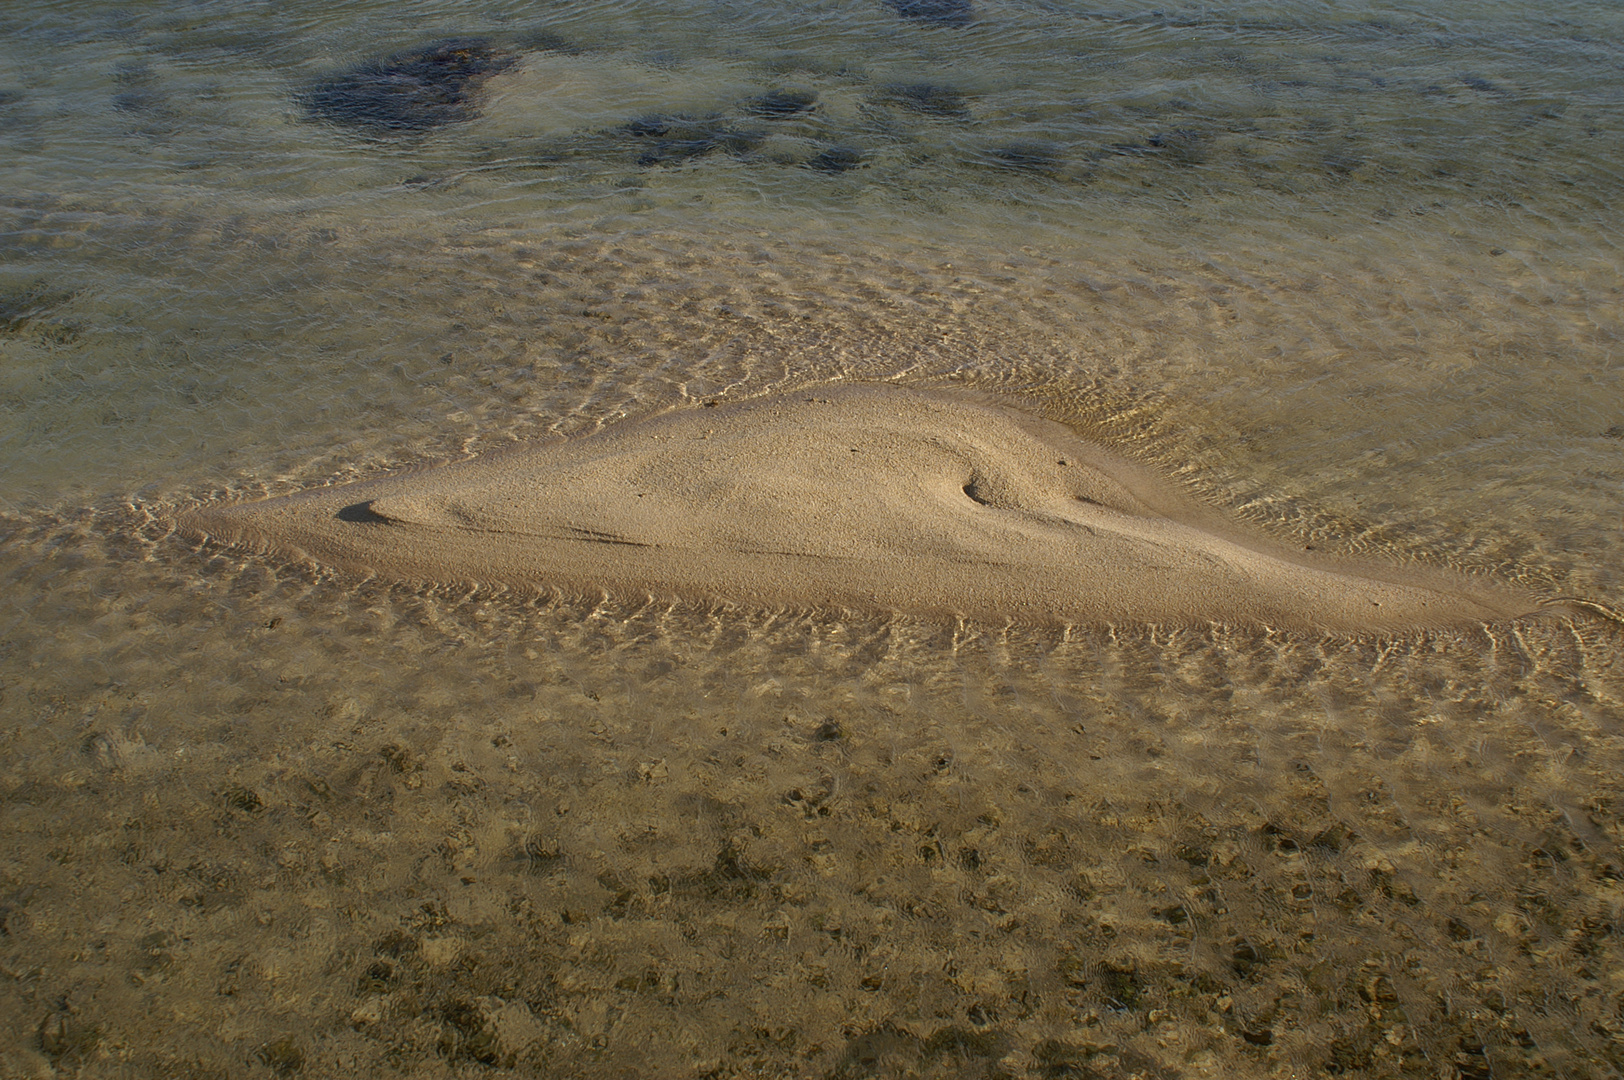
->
[177,384,1546,633]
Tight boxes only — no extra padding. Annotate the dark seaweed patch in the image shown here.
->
[372,929,420,958]
[111,89,161,113]
[301,39,517,133]
[620,114,680,138]
[219,784,263,813]
[885,0,974,28]
[356,959,398,994]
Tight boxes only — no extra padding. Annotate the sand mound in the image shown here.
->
[177,384,1543,633]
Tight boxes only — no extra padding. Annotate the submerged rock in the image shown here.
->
[885,0,974,27]
[302,39,517,133]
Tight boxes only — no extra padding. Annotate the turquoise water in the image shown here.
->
[2,1,1623,1077]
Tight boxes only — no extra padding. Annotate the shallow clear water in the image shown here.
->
[2,1,1623,1077]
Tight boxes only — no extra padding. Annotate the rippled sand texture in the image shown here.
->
[2,223,1622,1078]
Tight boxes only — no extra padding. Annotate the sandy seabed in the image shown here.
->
[1,213,1622,1078]
[3,496,1624,1079]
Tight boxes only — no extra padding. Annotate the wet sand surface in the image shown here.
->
[180,385,1546,634]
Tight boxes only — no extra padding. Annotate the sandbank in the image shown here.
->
[177,385,1545,633]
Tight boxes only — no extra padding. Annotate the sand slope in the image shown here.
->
[177,385,1544,633]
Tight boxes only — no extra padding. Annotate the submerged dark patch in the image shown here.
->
[0,280,77,335]
[619,114,683,138]
[111,62,163,115]
[884,0,974,27]
[1097,129,1209,168]
[619,114,765,167]
[981,141,1063,174]
[807,145,865,173]
[1146,128,1210,165]
[301,39,517,134]
[746,88,818,118]
[876,83,971,119]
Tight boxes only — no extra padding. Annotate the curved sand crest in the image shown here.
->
[177,384,1547,633]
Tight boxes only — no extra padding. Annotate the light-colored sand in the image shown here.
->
[178,384,1545,633]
